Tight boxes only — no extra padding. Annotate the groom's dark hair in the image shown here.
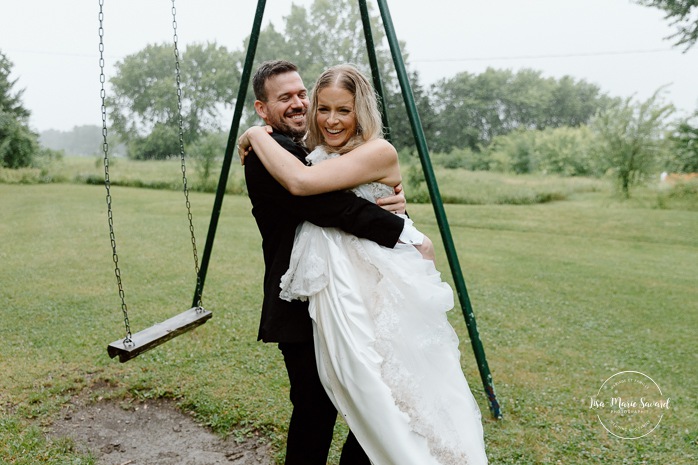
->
[253,60,299,102]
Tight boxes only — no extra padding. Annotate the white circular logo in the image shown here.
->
[589,371,670,439]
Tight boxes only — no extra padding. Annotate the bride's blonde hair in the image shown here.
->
[306,64,384,154]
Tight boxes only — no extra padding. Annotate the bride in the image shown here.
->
[239,64,488,465]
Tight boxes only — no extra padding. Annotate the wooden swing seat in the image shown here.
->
[107,307,212,363]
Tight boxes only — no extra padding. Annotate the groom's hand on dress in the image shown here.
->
[377,183,406,215]
[414,234,436,262]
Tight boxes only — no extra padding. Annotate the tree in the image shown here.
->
[430,68,614,152]
[1,52,30,121]
[429,70,485,153]
[544,76,619,128]
[635,1,698,51]
[591,90,675,197]
[107,43,240,159]
[0,50,39,168]
[665,111,698,172]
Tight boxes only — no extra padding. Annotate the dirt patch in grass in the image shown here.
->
[49,395,273,465]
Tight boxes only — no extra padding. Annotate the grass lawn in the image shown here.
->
[0,176,696,463]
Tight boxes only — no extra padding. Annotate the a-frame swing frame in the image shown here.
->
[195,0,501,419]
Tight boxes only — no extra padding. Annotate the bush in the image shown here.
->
[404,162,431,203]
[430,146,490,171]
[188,131,226,189]
[0,167,42,183]
[487,130,537,174]
[485,126,600,176]
[656,178,698,211]
[0,111,38,168]
[535,126,599,176]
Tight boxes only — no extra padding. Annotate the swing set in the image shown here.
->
[100,0,211,362]
[99,0,502,419]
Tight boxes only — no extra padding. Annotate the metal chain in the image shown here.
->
[99,0,132,345]
[171,0,203,309]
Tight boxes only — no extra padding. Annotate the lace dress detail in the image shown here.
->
[309,145,395,201]
[279,146,488,465]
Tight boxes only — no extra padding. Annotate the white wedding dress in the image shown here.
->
[279,147,488,465]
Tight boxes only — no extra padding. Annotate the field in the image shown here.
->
[0,158,696,463]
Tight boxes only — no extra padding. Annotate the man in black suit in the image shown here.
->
[243,60,407,465]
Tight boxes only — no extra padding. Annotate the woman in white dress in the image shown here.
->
[239,64,487,465]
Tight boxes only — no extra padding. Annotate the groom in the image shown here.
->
[243,60,406,465]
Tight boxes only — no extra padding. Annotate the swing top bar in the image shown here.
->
[107,307,212,363]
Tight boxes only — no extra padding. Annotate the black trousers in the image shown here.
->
[279,341,370,465]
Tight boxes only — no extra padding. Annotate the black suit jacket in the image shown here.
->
[245,132,405,343]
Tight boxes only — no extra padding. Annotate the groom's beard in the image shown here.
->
[272,108,307,140]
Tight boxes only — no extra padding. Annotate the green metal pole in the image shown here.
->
[192,0,266,308]
[375,0,501,419]
[358,0,392,142]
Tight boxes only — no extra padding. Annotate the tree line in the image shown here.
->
[101,1,617,157]
[2,0,697,199]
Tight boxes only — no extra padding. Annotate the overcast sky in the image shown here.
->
[1,0,696,132]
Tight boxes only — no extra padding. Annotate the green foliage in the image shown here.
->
[429,68,616,152]
[487,129,538,174]
[386,69,438,152]
[107,43,239,158]
[656,177,698,210]
[0,110,38,168]
[0,166,43,183]
[397,157,606,205]
[534,125,600,176]
[0,50,45,169]
[430,146,486,171]
[188,130,227,189]
[591,89,675,197]
[485,125,600,176]
[665,111,698,172]
[128,123,181,160]
[634,0,698,50]
[404,162,430,203]
[0,142,64,182]
[0,50,30,120]
[6,154,249,195]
